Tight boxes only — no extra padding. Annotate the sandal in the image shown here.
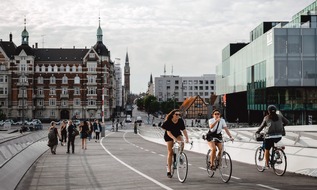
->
[167,172,172,178]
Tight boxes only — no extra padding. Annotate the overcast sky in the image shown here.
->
[0,0,314,93]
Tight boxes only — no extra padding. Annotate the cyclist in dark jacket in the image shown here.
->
[256,105,289,169]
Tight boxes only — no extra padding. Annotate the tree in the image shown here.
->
[136,97,144,110]
[144,95,158,114]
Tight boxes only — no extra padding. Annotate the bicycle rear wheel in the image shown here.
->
[206,149,215,177]
[219,151,232,183]
[272,148,287,176]
[177,152,188,183]
[255,146,265,172]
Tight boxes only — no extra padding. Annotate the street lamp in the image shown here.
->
[21,73,27,131]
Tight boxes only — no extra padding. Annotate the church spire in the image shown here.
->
[97,16,103,42]
[21,17,29,45]
[125,50,129,65]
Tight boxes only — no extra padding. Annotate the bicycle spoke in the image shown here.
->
[177,152,188,183]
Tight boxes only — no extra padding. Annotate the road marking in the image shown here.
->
[256,184,280,190]
[159,154,165,157]
[100,136,173,190]
[151,151,156,154]
[199,167,206,170]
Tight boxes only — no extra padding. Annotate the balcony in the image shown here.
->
[16,82,29,87]
[18,93,27,98]
[60,94,69,99]
[35,105,45,110]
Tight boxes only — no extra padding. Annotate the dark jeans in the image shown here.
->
[67,135,75,153]
[61,132,67,143]
[95,132,100,140]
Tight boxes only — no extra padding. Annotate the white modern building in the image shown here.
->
[155,74,216,103]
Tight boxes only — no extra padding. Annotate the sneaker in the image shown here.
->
[167,172,172,178]
[263,165,270,170]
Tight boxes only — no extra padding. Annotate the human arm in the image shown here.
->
[182,129,189,143]
[166,130,178,142]
[224,127,234,141]
[209,118,221,129]
[256,117,267,134]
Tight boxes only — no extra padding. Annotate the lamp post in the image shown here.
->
[21,73,26,131]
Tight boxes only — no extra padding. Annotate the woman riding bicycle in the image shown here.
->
[207,109,233,170]
[256,105,289,169]
[161,109,189,178]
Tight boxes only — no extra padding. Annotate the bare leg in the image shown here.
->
[208,141,217,167]
[166,141,173,173]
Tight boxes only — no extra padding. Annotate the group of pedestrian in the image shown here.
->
[161,104,288,178]
[47,119,102,154]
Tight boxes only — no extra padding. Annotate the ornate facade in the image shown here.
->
[0,19,116,121]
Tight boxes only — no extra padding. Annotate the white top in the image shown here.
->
[208,118,227,134]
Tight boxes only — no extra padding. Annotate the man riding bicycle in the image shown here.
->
[256,105,289,169]
[206,109,234,170]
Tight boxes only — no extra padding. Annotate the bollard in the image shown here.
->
[101,124,106,137]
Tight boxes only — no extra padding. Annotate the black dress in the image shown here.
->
[161,119,185,142]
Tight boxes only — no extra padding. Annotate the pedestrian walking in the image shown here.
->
[48,121,61,154]
[67,120,77,154]
[134,121,138,134]
[60,120,67,146]
[79,120,89,149]
[93,119,102,142]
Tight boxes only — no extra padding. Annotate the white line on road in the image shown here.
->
[159,154,165,157]
[256,184,280,190]
[151,151,156,154]
[100,136,173,190]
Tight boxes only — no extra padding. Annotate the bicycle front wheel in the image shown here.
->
[255,146,265,172]
[206,149,215,177]
[219,151,232,183]
[272,148,287,176]
[177,152,188,183]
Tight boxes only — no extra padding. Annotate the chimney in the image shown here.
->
[9,33,12,42]
[35,43,38,49]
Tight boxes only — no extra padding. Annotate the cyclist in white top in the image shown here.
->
[207,109,233,170]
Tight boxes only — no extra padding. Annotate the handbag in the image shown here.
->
[72,127,79,136]
[206,121,221,140]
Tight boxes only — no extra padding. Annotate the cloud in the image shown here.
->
[0,0,315,93]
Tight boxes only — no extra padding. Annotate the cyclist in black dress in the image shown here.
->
[161,109,189,178]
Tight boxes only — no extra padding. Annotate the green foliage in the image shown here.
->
[136,98,144,110]
[144,95,157,114]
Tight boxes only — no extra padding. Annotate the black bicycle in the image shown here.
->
[255,141,287,176]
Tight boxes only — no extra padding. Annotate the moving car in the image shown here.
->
[136,116,142,123]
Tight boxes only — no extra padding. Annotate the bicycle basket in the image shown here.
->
[254,133,264,141]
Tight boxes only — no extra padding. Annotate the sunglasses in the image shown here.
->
[214,113,220,115]
[174,113,181,116]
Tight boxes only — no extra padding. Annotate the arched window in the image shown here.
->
[74,75,80,84]
[48,65,52,72]
[66,65,70,72]
[35,65,40,72]
[50,76,56,84]
[37,76,44,84]
[78,65,82,72]
[72,65,76,72]
[41,65,45,72]
[54,65,58,72]
[62,75,68,84]
[60,65,64,72]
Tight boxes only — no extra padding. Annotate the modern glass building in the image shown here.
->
[216,1,317,125]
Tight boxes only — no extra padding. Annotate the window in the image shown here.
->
[175,80,179,84]
[87,76,96,84]
[49,98,56,106]
[87,63,97,72]
[54,65,58,72]
[37,99,43,106]
[89,53,95,58]
[199,80,203,84]
[62,87,68,94]
[78,65,82,72]
[20,64,27,72]
[49,87,56,95]
[61,100,68,106]
[88,99,96,106]
[74,98,81,106]
[88,87,96,95]
[194,80,198,84]
[35,65,40,72]
[199,86,203,90]
[205,86,209,90]
[19,75,27,83]
[183,80,187,84]
[66,65,70,72]
[48,65,52,72]
[41,65,45,72]
[0,76,7,83]
[205,80,209,84]
[72,65,76,72]
[50,110,56,117]
[0,87,8,95]
[37,76,43,84]
[62,75,68,84]
[60,65,64,72]
[38,87,43,95]
[50,76,56,84]
[74,75,80,84]
[74,87,80,95]
[166,80,170,84]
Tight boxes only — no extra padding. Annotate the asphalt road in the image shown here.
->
[15,125,316,190]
